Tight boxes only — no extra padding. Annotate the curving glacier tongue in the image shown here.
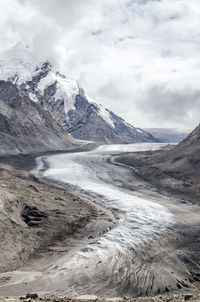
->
[44,143,172,250]
[35,143,173,295]
[0,144,173,297]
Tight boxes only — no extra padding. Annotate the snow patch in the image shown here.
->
[86,94,115,128]
[0,42,43,85]
[28,92,39,103]
[0,42,79,114]
[97,104,115,128]
[37,72,56,92]
[136,128,144,134]
[37,71,79,113]
[55,76,79,113]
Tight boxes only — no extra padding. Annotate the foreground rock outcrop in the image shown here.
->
[0,292,200,302]
[0,160,95,273]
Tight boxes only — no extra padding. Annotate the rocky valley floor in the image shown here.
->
[0,147,114,275]
[0,146,200,301]
[0,292,200,302]
[113,146,200,206]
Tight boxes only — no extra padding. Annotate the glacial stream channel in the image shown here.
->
[43,143,172,248]
[40,143,173,297]
[0,143,174,298]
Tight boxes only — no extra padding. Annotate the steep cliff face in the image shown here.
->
[62,90,156,144]
[164,124,200,175]
[0,81,75,155]
[0,42,157,144]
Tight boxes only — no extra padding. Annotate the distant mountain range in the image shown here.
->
[145,128,190,143]
[0,42,157,147]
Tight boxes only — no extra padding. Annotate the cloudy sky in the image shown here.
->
[1,0,200,129]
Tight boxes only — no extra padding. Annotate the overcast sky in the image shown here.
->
[1,0,200,129]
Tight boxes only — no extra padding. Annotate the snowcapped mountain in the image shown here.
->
[0,42,157,144]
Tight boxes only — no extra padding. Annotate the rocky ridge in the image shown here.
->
[115,123,200,204]
[0,80,75,155]
[163,124,200,176]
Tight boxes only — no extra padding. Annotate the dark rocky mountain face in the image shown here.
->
[20,67,156,144]
[61,90,156,144]
[0,43,157,144]
[0,81,75,155]
[165,124,200,176]
[114,123,200,204]
[141,123,200,199]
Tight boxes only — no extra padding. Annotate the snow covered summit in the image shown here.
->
[0,42,156,144]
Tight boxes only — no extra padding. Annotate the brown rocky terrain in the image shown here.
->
[114,124,200,205]
[0,120,200,301]
[0,292,200,302]
[162,124,200,178]
[0,157,95,273]
[0,80,76,156]
[0,145,199,300]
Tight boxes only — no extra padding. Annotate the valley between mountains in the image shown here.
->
[0,42,200,302]
[0,143,200,301]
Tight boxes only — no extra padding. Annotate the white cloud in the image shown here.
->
[1,0,200,129]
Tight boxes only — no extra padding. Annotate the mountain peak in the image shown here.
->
[0,43,157,144]
[0,41,45,85]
